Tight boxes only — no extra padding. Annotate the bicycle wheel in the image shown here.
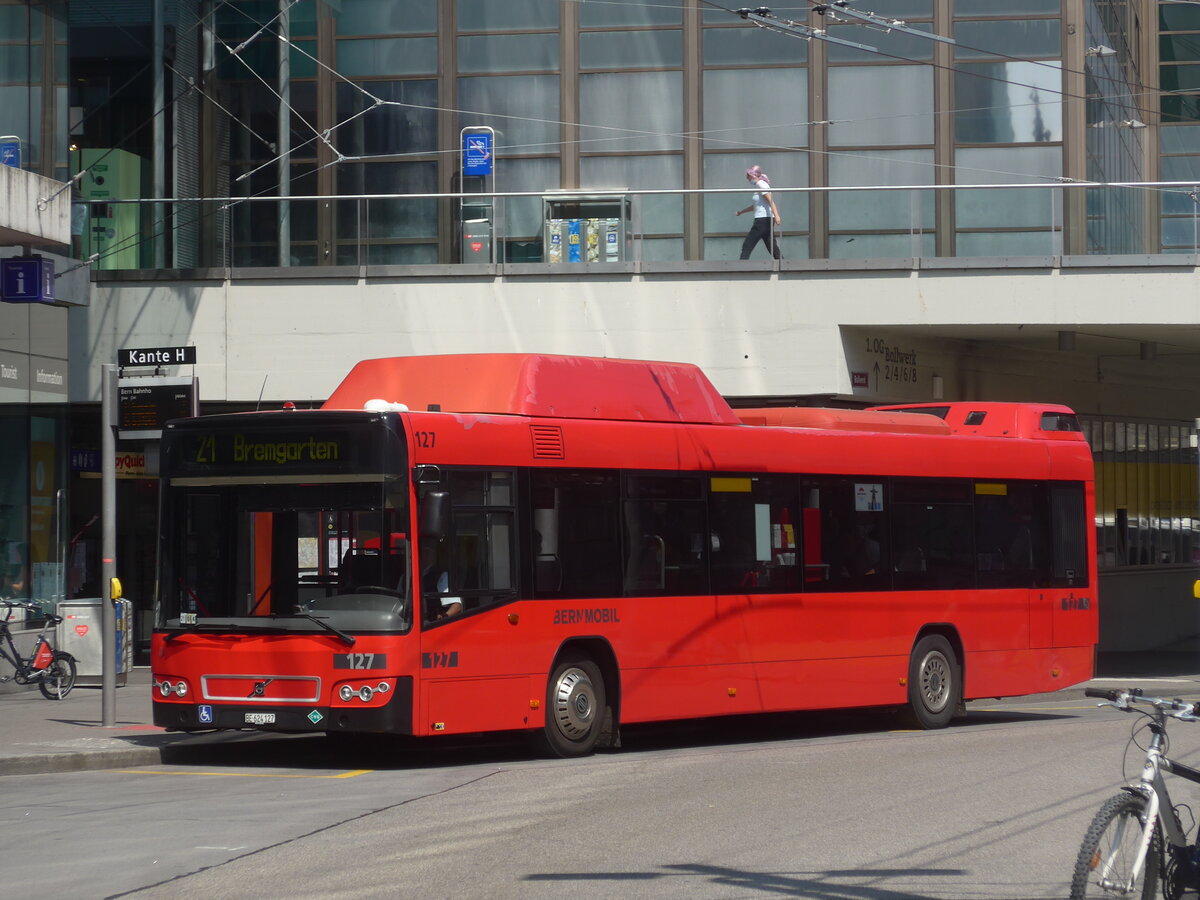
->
[1070,792,1160,899]
[38,651,76,700]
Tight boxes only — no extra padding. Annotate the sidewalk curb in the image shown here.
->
[0,746,167,777]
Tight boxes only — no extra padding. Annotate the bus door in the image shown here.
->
[415,469,526,735]
[975,481,1091,649]
[1045,483,1094,647]
[708,476,804,687]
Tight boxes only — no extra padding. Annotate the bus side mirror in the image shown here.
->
[419,491,450,540]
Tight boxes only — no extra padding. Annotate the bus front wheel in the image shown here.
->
[539,656,606,758]
[905,634,959,729]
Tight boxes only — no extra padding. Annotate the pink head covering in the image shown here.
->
[746,165,769,185]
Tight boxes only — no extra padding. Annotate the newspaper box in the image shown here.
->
[57,598,132,686]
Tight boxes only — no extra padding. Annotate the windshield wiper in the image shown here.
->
[164,620,278,642]
[289,614,356,646]
[164,616,355,646]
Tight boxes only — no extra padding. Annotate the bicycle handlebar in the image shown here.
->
[1,600,63,626]
[1086,686,1200,719]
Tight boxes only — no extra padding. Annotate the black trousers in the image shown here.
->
[739,216,781,259]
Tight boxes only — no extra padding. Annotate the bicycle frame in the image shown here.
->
[0,605,55,682]
[1094,699,1200,895]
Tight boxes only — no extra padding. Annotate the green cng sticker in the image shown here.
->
[308,710,324,724]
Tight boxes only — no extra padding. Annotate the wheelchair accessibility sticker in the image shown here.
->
[198,705,213,724]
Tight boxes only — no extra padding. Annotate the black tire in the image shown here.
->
[905,634,959,729]
[1070,792,1159,900]
[38,651,76,700]
[539,656,606,758]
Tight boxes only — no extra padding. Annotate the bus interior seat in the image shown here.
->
[339,550,406,593]
[895,547,926,573]
[535,554,562,593]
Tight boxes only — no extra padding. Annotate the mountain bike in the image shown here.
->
[0,600,77,700]
[1071,688,1200,899]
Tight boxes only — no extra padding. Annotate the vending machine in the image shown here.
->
[76,149,147,269]
[542,194,631,264]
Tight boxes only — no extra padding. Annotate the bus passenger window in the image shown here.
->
[622,474,706,596]
[420,470,517,624]
[1049,483,1088,586]
[527,470,621,600]
[801,478,890,593]
[891,480,974,590]
[708,475,799,593]
[974,482,1045,588]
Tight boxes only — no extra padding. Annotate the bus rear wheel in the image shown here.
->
[905,634,959,729]
[539,656,606,758]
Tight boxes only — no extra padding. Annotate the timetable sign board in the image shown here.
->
[119,345,197,367]
[118,375,198,440]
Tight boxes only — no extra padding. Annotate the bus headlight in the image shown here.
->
[156,679,190,698]
[334,680,394,704]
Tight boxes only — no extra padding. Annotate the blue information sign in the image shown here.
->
[462,132,493,176]
[0,257,55,304]
[0,137,19,169]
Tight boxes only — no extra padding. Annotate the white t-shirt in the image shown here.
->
[751,179,773,218]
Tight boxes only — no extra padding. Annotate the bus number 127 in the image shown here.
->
[334,653,385,670]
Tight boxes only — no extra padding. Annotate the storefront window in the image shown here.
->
[1082,417,1200,568]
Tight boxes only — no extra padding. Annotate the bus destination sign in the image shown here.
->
[163,414,405,480]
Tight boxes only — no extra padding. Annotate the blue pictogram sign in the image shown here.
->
[1,257,55,304]
[0,137,19,169]
[462,132,493,176]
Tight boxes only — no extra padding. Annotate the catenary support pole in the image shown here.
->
[101,364,117,726]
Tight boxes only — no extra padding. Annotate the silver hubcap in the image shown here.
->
[552,667,596,740]
[919,651,951,713]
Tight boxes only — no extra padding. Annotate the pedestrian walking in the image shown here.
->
[736,164,781,259]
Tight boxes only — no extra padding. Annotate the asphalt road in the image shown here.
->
[7,686,1200,900]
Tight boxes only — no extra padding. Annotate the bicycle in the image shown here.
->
[0,600,77,700]
[1071,687,1200,899]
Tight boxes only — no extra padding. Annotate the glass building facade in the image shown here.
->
[0,1,71,614]
[54,0,1173,268]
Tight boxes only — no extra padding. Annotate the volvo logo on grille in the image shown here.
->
[249,679,273,698]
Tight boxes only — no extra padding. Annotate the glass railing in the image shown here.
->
[72,182,1200,273]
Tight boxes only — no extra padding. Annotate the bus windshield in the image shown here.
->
[159,481,411,632]
[156,413,410,633]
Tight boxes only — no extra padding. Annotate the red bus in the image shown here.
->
[151,354,1097,756]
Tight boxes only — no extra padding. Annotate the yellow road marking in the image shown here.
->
[117,768,373,779]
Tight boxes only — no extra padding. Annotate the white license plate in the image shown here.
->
[245,712,276,725]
